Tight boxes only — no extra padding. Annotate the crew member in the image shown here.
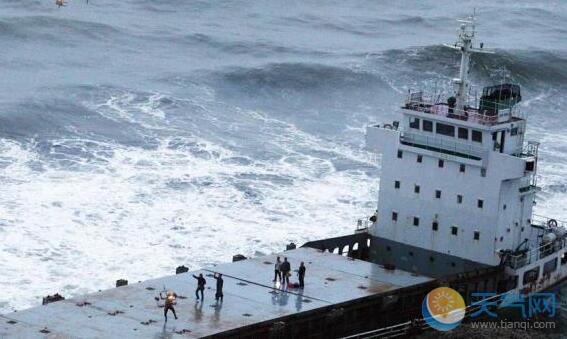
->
[280,257,291,286]
[193,273,206,300]
[160,291,178,322]
[298,262,306,289]
[214,273,224,302]
[273,256,282,282]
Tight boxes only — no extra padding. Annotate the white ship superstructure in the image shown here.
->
[365,16,567,292]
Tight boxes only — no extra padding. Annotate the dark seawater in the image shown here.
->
[0,0,566,331]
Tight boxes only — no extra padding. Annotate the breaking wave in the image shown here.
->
[221,62,387,92]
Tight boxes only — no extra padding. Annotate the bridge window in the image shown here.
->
[417,155,423,163]
[474,231,480,240]
[410,117,420,129]
[544,258,558,274]
[457,195,463,204]
[523,267,539,285]
[397,150,403,159]
[423,120,433,132]
[472,130,483,143]
[432,221,438,231]
[451,226,458,235]
[413,217,420,226]
[458,127,469,140]
[438,159,444,168]
[435,190,441,199]
[394,180,400,189]
[414,185,420,194]
[392,211,398,222]
[478,199,484,209]
[436,123,455,137]
[459,164,466,173]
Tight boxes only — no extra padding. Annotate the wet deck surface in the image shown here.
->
[0,247,432,338]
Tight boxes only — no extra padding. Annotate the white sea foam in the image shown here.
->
[0,106,378,312]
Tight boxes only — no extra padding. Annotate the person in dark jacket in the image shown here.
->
[298,262,306,289]
[214,273,224,302]
[280,257,291,286]
[193,273,206,300]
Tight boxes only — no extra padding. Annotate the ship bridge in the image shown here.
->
[364,16,540,274]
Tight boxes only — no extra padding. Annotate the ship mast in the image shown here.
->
[444,15,493,113]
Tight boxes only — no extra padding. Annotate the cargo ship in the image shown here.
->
[1,16,564,338]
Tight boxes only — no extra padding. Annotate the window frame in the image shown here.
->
[436,122,455,137]
[432,221,439,231]
[472,130,483,143]
[409,117,420,129]
[451,226,458,236]
[474,231,480,240]
[458,127,469,140]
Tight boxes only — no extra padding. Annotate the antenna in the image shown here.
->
[443,12,494,113]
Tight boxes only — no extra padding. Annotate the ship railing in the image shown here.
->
[356,218,370,232]
[356,214,377,233]
[404,91,524,125]
[400,130,484,159]
[507,226,567,270]
[532,214,567,229]
[519,141,539,158]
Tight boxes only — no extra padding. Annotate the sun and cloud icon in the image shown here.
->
[422,287,466,331]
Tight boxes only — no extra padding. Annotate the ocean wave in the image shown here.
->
[472,49,567,87]
[281,14,444,37]
[0,0,44,11]
[0,15,125,44]
[220,62,387,92]
[374,45,567,87]
[0,97,149,147]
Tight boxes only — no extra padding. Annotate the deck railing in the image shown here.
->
[506,215,567,269]
[507,239,566,269]
[404,91,524,125]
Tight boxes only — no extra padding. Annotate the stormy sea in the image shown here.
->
[0,0,566,335]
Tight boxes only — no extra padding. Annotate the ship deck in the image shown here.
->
[0,247,432,338]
